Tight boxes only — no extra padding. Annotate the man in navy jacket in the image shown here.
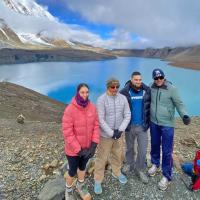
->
[120,71,151,184]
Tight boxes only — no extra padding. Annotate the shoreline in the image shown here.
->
[168,61,200,71]
[0,48,117,65]
[0,49,200,71]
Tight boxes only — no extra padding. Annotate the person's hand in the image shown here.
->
[78,148,90,158]
[183,115,191,125]
[116,131,123,139]
[112,129,123,140]
[112,129,118,139]
[88,142,97,158]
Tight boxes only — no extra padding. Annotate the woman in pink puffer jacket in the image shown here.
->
[62,83,99,200]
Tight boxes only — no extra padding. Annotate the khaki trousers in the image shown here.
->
[94,136,124,183]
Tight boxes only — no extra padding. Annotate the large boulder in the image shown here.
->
[37,175,65,200]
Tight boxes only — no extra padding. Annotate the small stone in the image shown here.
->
[39,175,47,182]
[53,169,61,176]
[17,114,25,124]
[43,163,50,170]
[50,159,58,168]
[59,161,64,165]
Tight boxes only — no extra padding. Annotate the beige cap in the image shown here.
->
[106,78,120,88]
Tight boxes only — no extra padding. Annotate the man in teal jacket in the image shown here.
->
[148,68,191,191]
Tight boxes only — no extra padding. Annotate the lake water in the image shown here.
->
[0,57,199,116]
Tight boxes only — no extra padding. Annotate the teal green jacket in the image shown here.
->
[150,80,188,127]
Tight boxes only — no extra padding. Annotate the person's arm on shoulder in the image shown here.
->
[97,96,114,137]
[62,107,81,154]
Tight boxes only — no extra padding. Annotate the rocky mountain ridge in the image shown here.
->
[0,48,116,65]
[1,0,200,69]
[112,46,200,70]
[112,46,188,58]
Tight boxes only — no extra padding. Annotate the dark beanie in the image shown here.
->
[152,68,165,79]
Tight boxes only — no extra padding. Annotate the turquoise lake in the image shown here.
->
[0,57,199,116]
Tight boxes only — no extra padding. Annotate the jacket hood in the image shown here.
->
[124,80,149,92]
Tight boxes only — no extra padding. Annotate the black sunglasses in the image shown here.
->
[154,76,164,80]
[110,85,120,89]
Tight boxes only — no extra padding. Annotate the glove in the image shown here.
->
[112,129,123,140]
[112,129,118,139]
[88,142,97,158]
[182,115,191,125]
[117,131,123,139]
[77,148,90,158]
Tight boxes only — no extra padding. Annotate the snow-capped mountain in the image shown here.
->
[0,18,23,48]
[0,0,70,49]
[0,0,105,51]
[3,0,55,20]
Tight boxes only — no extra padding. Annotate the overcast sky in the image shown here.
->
[2,0,200,49]
[65,0,200,48]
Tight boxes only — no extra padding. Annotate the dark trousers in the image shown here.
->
[150,121,174,181]
[66,155,89,177]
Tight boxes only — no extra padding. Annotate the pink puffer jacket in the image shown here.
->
[62,97,99,156]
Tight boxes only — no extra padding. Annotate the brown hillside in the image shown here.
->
[0,82,65,122]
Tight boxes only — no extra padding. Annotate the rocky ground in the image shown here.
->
[0,82,200,200]
[0,117,200,200]
[87,117,200,200]
[0,119,66,200]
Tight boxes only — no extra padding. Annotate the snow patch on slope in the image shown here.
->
[3,0,55,21]
[18,33,53,46]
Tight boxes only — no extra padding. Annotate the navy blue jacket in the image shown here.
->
[120,81,151,131]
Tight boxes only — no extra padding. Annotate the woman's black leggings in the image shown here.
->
[66,155,89,177]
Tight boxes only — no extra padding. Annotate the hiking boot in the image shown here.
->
[158,176,170,191]
[122,164,134,175]
[65,189,76,200]
[136,170,149,184]
[148,164,160,177]
[112,173,128,184]
[94,181,102,194]
[76,181,92,200]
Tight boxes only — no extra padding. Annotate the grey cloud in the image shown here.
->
[66,0,200,47]
[2,0,182,49]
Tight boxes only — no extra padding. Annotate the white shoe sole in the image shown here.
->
[148,168,161,177]
[158,181,171,191]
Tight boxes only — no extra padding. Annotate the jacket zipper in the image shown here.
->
[159,92,161,101]
[85,108,88,147]
[142,90,145,126]
[114,97,116,129]
[155,88,159,123]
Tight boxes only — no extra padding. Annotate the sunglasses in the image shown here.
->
[154,76,164,80]
[110,85,120,89]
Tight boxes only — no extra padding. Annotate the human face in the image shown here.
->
[131,75,142,89]
[78,86,89,100]
[154,76,165,87]
[108,84,120,96]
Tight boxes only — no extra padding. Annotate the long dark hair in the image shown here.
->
[76,83,89,92]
